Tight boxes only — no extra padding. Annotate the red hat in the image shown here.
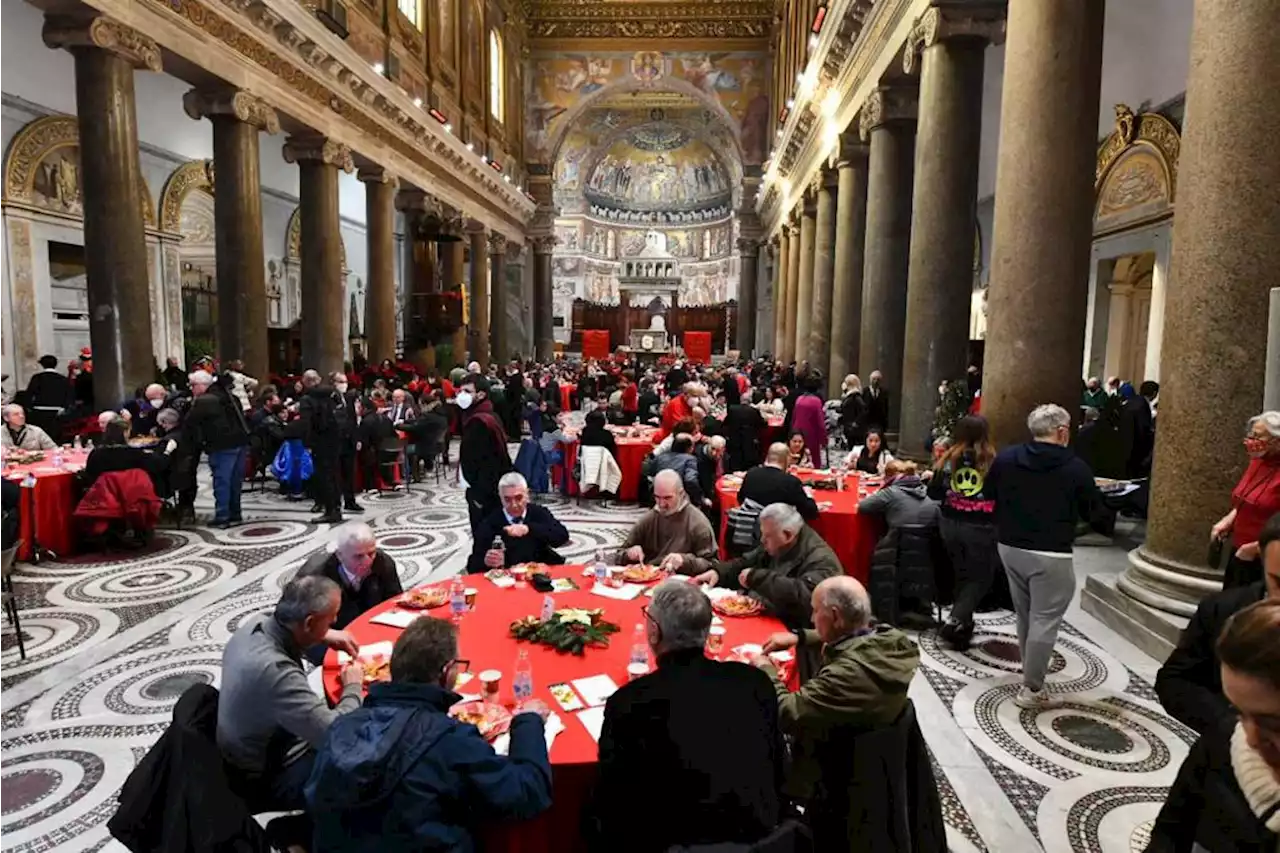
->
[80,346,92,359]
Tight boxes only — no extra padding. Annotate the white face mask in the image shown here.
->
[147,397,165,408]
[456,391,474,410]
[335,382,348,393]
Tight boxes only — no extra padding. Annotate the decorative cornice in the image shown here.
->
[282,135,355,172]
[526,0,772,41]
[43,13,162,72]
[183,88,281,134]
[903,2,1006,75]
[858,86,918,141]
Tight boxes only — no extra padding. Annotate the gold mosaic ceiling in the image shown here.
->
[524,0,775,44]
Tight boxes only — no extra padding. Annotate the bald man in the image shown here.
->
[616,470,717,574]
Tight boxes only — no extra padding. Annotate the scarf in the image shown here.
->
[1230,721,1280,835]
[463,398,508,452]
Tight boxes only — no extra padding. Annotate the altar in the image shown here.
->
[619,231,682,354]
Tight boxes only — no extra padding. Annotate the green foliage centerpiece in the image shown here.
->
[510,608,621,656]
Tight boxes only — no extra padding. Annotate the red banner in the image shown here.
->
[581,329,610,361]
[684,331,712,365]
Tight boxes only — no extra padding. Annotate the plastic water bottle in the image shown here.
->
[53,448,64,469]
[72,434,81,452]
[449,576,467,623]
[629,623,649,670]
[592,548,608,585]
[512,649,534,701]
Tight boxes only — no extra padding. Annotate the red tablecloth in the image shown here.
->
[324,565,790,853]
[759,416,786,451]
[716,473,880,584]
[4,450,89,561]
[559,384,574,413]
[555,436,654,502]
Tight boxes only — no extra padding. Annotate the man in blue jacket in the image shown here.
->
[305,616,553,852]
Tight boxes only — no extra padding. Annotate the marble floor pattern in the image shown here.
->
[0,462,1181,852]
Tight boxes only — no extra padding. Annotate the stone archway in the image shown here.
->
[1093,104,1179,237]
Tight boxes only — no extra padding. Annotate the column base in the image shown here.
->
[1116,545,1223,617]
[1080,572,1186,661]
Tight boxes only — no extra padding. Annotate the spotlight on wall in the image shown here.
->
[811,4,828,34]
[466,142,475,151]
[429,108,448,125]
[373,62,385,74]
[489,159,504,173]
[443,123,453,134]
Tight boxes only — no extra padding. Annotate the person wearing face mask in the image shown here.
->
[1212,412,1280,589]
[615,469,717,574]
[330,371,363,514]
[457,374,513,536]
[296,523,401,665]
[305,615,553,852]
[1145,599,1280,853]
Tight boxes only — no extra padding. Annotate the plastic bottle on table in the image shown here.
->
[629,623,649,670]
[449,575,467,623]
[72,434,81,452]
[512,649,534,701]
[591,548,608,585]
[53,448,64,469]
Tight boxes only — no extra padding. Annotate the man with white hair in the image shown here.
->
[590,579,784,851]
[184,369,251,528]
[125,383,169,435]
[616,469,717,573]
[1,404,57,450]
[987,403,1103,709]
[752,575,920,846]
[296,522,402,664]
[465,472,569,573]
[862,369,890,432]
[695,502,841,629]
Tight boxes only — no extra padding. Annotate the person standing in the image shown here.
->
[987,404,1103,709]
[184,370,250,529]
[862,370,890,432]
[457,374,512,536]
[292,370,343,525]
[331,372,363,514]
[1211,412,1280,589]
[1119,380,1158,478]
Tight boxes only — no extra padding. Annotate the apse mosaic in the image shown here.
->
[585,131,731,212]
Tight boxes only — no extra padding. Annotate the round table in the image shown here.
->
[716,471,881,584]
[760,415,786,450]
[4,450,88,561]
[556,432,656,503]
[324,565,791,853]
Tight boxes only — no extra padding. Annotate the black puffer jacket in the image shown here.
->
[858,477,943,626]
[184,383,249,454]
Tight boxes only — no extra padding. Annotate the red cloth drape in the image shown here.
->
[683,332,712,365]
[581,330,610,361]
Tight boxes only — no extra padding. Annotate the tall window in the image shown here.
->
[489,29,504,120]
[398,0,421,29]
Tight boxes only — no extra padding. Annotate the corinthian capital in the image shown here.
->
[356,166,399,188]
[858,87,918,141]
[488,233,508,255]
[43,13,162,72]
[184,88,281,134]
[532,235,558,254]
[903,2,1007,74]
[282,134,355,173]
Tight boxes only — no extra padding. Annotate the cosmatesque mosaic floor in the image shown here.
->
[0,454,1182,852]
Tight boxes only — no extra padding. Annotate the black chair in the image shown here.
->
[376,435,411,494]
[2,542,25,660]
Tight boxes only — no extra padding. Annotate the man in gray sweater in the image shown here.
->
[218,575,365,812]
[616,469,718,574]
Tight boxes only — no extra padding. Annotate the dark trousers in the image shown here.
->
[941,517,998,626]
[1223,551,1262,589]
[466,487,500,538]
[359,445,378,491]
[233,751,317,815]
[338,447,356,505]
[313,452,341,517]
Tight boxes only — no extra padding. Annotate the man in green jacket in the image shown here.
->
[751,575,919,803]
[693,502,841,629]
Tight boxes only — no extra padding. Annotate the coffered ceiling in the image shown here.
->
[524,0,774,46]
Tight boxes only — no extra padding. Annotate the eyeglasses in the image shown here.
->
[446,658,470,676]
[640,604,657,626]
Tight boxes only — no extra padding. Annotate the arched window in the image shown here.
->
[489,29,504,121]
[397,0,422,29]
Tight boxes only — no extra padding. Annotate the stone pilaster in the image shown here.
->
[532,234,557,362]
[489,233,508,364]
[44,13,160,407]
[358,166,399,364]
[981,0,1104,448]
[736,237,761,356]
[283,134,354,375]
[858,86,918,429]
[1122,0,1280,612]
[810,167,839,380]
[829,135,870,397]
[468,226,490,368]
[795,191,818,366]
[184,87,280,380]
[899,2,1005,454]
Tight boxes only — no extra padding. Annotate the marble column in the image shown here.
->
[858,87,918,431]
[44,14,160,407]
[532,235,556,362]
[784,220,802,362]
[1124,0,1280,613]
[829,136,870,397]
[795,193,818,366]
[899,4,1004,453]
[810,168,838,379]
[773,229,791,357]
[736,237,761,355]
[441,216,466,367]
[183,88,279,380]
[358,167,399,364]
[469,226,490,368]
[767,237,781,356]
[283,134,354,375]
[489,234,508,364]
[981,0,1104,448]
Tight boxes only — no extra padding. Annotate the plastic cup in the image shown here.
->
[464,588,477,609]
[706,626,726,657]
[627,662,649,681]
[607,566,625,588]
[511,566,528,588]
[479,669,502,701]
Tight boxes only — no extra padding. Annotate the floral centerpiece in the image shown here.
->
[510,608,621,655]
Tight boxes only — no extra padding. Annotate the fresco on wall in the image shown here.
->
[526,51,769,163]
[585,130,730,210]
[681,259,732,306]
[554,131,591,191]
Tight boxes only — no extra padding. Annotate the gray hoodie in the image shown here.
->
[856,475,941,528]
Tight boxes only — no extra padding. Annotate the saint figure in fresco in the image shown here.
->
[631,51,663,82]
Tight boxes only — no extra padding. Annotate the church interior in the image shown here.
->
[3,0,1280,850]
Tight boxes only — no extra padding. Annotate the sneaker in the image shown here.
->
[1013,686,1060,710]
[310,514,343,525]
[940,620,973,652]
[344,503,365,513]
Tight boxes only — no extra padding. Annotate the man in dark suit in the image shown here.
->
[1119,380,1158,478]
[589,579,784,852]
[1155,512,1278,736]
[738,443,819,521]
[295,522,403,664]
[466,472,569,573]
[862,370,891,432]
[25,354,72,411]
[504,361,525,439]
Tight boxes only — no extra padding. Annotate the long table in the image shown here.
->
[324,566,791,853]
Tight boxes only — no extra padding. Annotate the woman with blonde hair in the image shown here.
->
[928,415,998,650]
[838,374,867,447]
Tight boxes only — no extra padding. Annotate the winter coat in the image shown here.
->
[654,450,704,504]
[987,441,1102,553]
[464,502,569,574]
[185,386,250,454]
[513,438,550,494]
[304,681,552,853]
[74,469,161,536]
[578,444,623,495]
[722,403,765,472]
[790,394,827,468]
[295,550,403,633]
[714,524,842,629]
[858,478,942,625]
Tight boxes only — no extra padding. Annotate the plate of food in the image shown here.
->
[448,700,513,740]
[400,587,450,610]
[712,594,763,618]
[360,655,391,686]
[621,564,662,583]
[511,562,551,574]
